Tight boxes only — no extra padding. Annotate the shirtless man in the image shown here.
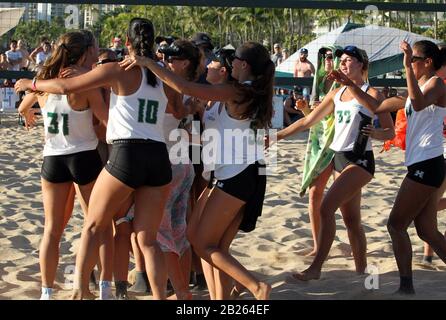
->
[293,48,315,100]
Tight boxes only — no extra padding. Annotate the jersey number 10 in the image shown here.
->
[138,99,159,124]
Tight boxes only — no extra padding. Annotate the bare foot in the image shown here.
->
[230,285,245,300]
[71,289,96,300]
[253,282,271,300]
[291,268,321,281]
[296,247,316,256]
[305,250,317,257]
[167,293,177,300]
[177,291,193,300]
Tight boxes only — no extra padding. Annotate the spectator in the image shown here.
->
[30,41,52,70]
[271,43,283,66]
[283,85,305,126]
[17,40,30,70]
[5,40,23,71]
[110,36,125,60]
[0,53,9,70]
[282,48,289,61]
[293,48,315,100]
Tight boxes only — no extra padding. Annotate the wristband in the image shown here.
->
[32,77,37,91]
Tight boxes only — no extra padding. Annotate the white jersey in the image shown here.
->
[205,105,264,180]
[42,94,98,156]
[106,67,168,143]
[405,76,446,166]
[201,102,222,180]
[330,83,374,152]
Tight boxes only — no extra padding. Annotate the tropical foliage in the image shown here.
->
[4,4,446,52]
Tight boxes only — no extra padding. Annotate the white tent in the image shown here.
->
[276,23,441,78]
[0,8,25,38]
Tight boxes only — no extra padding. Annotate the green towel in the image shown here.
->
[300,45,341,196]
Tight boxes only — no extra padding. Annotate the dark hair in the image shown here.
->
[233,42,274,129]
[414,40,446,70]
[37,31,88,81]
[212,47,235,78]
[10,40,17,45]
[80,29,95,49]
[127,18,157,87]
[167,39,201,81]
[98,48,117,60]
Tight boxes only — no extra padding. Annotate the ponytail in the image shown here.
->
[233,42,274,129]
[37,32,87,81]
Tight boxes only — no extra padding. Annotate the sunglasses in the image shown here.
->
[96,58,118,66]
[411,56,427,63]
[233,55,247,62]
[213,48,235,69]
[165,56,186,63]
[325,54,333,60]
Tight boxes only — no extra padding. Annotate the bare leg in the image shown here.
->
[76,181,114,284]
[414,193,446,265]
[187,187,214,297]
[192,188,271,300]
[133,184,170,300]
[214,210,243,300]
[40,179,73,289]
[131,231,145,271]
[72,170,133,299]
[128,231,150,293]
[293,165,371,281]
[307,163,333,256]
[164,252,192,300]
[340,190,367,274]
[387,177,436,294]
[421,181,446,262]
[62,184,75,229]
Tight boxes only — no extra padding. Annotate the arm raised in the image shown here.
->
[15,63,117,95]
[120,56,238,102]
[277,89,337,141]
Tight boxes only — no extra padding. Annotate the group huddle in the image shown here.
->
[12,16,446,300]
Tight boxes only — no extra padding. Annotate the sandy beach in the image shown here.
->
[1,111,445,300]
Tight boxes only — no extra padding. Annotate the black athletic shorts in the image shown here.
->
[406,155,445,188]
[106,139,172,189]
[41,149,102,185]
[213,162,266,232]
[189,144,203,178]
[333,150,375,176]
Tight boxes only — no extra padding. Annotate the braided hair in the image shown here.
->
[127,18,157,87]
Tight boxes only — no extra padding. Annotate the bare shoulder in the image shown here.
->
[327,87,341,98]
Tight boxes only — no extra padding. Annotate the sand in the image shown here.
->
[1,111,445,300]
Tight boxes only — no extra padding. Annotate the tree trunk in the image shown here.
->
[289,8,294,52]
[434,11,438,39]
[408,11,412,33]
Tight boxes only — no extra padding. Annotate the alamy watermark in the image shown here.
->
[364,264,380,290]
[165,122,278,176]
[65,5,79,29]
